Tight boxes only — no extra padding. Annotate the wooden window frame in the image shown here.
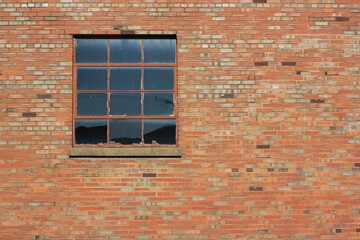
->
[72,35,177,148]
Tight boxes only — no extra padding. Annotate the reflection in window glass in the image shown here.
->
[110,39,142,63]
[144,39,176,63]
[76,39,108,63]
[77,93,107,116]
[110,119,142,145]
[77,67,107,90]
[144,67,174,90]
[75,120,107,144]
[110,93,141,116]
[144,119,176,145]
[144,93,174,116]
[110,67,141,90]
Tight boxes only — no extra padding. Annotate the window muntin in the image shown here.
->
[74,37,176,146]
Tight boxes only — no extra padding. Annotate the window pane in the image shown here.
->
[110,119,142,145]
[75,120,107,144]
[144,119,176,145]
[77,93,107,116]
[110,93,141,116]
[144,67,174,90]
[76,39,107,63]
[144,93,174,116]
[77,67,107,90]
[110,67,141,90]
[110,39,141,63]
[144,39,176,63]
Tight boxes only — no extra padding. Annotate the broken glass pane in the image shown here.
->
[110,119,142,145]
[144,119,176,145]
[75,119,107,144]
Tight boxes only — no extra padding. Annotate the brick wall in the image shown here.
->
[0,0,359,239]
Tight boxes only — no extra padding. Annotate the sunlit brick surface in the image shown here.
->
[0,1,359,239]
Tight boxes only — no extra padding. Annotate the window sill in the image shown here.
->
[69,147,181,158]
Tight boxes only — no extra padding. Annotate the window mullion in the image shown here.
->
[107,39,111,143]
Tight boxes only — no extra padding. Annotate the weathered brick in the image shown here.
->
[0,1,358,239]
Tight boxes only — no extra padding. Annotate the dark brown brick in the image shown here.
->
[22,112,36,117]
[256,144,270,149]
[246,168,253,172]
[267,168,274,172]
[355,163,360,168]
[37,94,52,99]
[220,93,234,99]
[310,99,325,103]
[254,62,268,66]
[253,0,267,3]
[249,186,263,191]
[335,229,342,233]
[282,62,296,66]
[335,17,349,21]
[143,173,156,178]
[303,210,310,214]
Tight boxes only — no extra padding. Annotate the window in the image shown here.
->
[73,36,177,146]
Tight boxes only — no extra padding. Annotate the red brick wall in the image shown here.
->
[1,0,359,239]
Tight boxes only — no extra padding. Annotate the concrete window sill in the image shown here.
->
[69,147,181,158]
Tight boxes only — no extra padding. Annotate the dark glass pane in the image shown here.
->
[144,93,174,116]
[144,119,176,145]
[76,39,107,63]
[110,67,141,90]
[110,39,141,63]
[110,93,141,116]
[144,39,176,63]
[75,120,107,144]
[144,67,174,90]
[77,93,107,116]
[77,67,107,90]
[110,119,142,145]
